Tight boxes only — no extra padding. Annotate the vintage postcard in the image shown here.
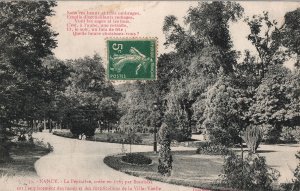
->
[0,1,300,191]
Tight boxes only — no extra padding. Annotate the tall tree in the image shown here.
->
[245,12,288,79]
[249,65,291,143]
[62,55,119,136]
[284,69,300,127]
[280,8,300,67]
[185,1,244,73]
[0,1,57,134]
[163,1,243,139]
[203,71,250,146]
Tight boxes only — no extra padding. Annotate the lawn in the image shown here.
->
[52,129,205,147]
[104,150,232,191]
[0,141,52,177]
[53,130,154,145]
[92,132,154,145]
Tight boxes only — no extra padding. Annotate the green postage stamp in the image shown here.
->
[107,38,157,80]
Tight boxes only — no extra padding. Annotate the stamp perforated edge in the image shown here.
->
[105,37,158,82]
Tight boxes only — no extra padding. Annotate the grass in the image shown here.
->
[52,130,206,147]
[121,153,152,165]
[104,150,233,191]
[53,130,154,145]
[52,130,74,138]
[0,141,52,177]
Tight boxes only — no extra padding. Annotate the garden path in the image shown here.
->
[19,132,299,191]
[34,132,198,191]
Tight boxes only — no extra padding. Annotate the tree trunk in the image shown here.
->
[43,118,46,131]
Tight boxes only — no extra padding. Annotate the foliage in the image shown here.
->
[285,69,300,127]
[118,82,159,133]
[281,151,300,191]
[123,132,142,144]
[52,131,75,138]
[104,150,226,190]
[242,126,263,153]
[280,8,300,67]
[41,56,71,122]
[196,142,232,156]
[185,2,243,50]
[161,1,244,141]
[245,12,287,79]
[65,108,98,137]
[119,2,244,141]
[291,152,300,190]
[53,130,144,144]
[121,153,152,165]
[164,1,244,72]
[240,9,300,145]
[220,153,280,191]
[0,145,10,163]
[280,126,300,143]
[61,55,119,135]
[249,65,291,143]
[0,120,10,162]
[185,2,244,74]
[189,47,224,132]
[0,139,52,178]
[0,1,57,124]
[164,80,192,141]
[64,55,118,106]
[119,107,152,133]
[158,123,172,176]
[203,74,248,146]
[99,97,120,126]
[169,129,191,142]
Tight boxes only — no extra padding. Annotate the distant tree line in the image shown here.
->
[0,1,120,142]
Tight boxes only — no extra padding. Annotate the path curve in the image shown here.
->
[34,132,199,191]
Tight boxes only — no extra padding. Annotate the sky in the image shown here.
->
[49,1,300,68]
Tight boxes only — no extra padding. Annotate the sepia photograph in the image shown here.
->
[0,1,300,191]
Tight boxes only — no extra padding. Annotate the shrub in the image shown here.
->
[17,134,26,141]
[163,112,191,142]
[158,123,172,176]
[121,153,152,165]
[170,128,191,142]
[242,126,263,153]
[0,145,10,163]
[220,152,279,191]
[280,126,300,143]
[281,151,300,191]
[69,119,97,137]
[105,133,124,143]
[263,124,283,144]
[294,127,300,143]
[124,133,142,144]
[196,142,232,155]
[65,110,97,138]
[208,127,241,147]
[34,139,54,152]
[53,131,76,138]
[94,132,142,144]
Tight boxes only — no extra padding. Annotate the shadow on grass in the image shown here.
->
[104,151,236,191]
[0,141,51,177]
[256,150,277,154]
[277,144,300,147]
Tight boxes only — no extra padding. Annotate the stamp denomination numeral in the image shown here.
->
[112,43,123,53]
